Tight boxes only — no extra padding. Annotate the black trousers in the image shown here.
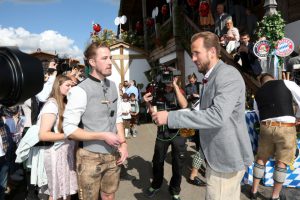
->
[151,135,186,195]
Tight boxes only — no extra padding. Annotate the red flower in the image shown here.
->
[93,23,101,33]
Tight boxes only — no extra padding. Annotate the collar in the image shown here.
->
[219,13,225,18]
[204,60,222,80]
[204,63,216,79]
[88,74,103,83]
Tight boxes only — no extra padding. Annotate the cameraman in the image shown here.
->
[143,76,187,200]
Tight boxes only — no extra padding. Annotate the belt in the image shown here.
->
[34,141,53,147]
[260,121,296,127]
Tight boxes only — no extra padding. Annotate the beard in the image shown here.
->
[197,57,210,74]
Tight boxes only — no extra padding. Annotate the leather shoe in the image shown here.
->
[188,176,206,186]
[250,192,258,200]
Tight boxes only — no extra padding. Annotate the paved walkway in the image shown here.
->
[116,123,300,200]
[6,123,299,200]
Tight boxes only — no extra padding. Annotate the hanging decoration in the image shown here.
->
[198,0,214,26]
[187,0,198,7]
[161,4,168,16]
[199,1,209,17]
[146,18,155,28]
[114,15,127,39]
[135,21,143,33]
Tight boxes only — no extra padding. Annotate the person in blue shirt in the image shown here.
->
[125,80,139,100]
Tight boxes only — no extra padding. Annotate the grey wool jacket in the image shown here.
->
[168,60,254,173]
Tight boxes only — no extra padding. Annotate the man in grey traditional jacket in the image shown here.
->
[152,31,253,200]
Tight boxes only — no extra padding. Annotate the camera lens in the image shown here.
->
[0,47,44,106]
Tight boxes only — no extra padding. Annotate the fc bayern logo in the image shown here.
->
[253,40,271,58]
[275,38,294,57]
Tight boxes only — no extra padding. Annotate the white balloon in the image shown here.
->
[166,0,170,3]
[152,7,159,18]
[120,15,127,24]
[155,7,159,16]
[114,17,120,26]
[152,10,155,18]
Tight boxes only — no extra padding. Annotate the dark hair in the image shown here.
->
[122,93,129,99]
[191,31,221,56]
[240,32,250,38]
[130,93,136,98]
[188,73,197,80]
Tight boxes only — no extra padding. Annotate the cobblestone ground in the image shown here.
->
[6,123,300,200]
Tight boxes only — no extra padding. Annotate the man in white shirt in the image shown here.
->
[63,42,128,200]
[251,73,300,200]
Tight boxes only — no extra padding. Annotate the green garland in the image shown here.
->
[257,12,285,51]
[256,12,285,67]
[91,29,117,46]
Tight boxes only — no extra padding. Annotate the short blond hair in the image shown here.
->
[191,31,221,56]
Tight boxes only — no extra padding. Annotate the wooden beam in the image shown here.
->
[111,59,121,75]
[124,59,133,75]
[112,54,146,60]
[120,46,124,83]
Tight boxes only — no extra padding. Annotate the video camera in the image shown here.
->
[0,47,44,106]
[161,67,181,84]
[146,66,181,111]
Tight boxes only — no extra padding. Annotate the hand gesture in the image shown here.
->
[173,76,179,87]
[117,143,128,165]
[152,111,169,126]
[143,92,153,103]
[104,133,120,147]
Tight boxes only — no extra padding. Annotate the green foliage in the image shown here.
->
[121,30,144,48]
[257,12,285,51]
[91,29,117,46]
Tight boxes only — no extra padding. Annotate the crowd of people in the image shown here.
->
[0,39,147,200]
[1,2,300,200]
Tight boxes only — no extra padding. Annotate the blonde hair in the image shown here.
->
[49,75,71,133]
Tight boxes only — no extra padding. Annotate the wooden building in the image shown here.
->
[30,48,56,72]
[30,48,81,73]
[118,0,300,95]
